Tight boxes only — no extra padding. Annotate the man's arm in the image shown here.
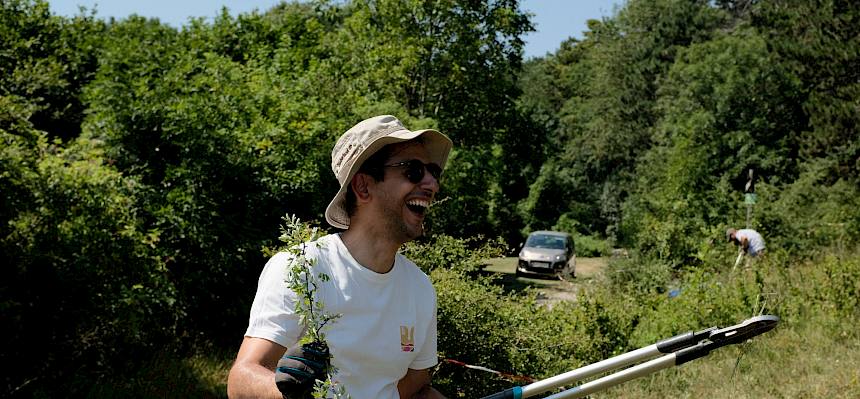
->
[227,337,287,399]
[398,368,445,399]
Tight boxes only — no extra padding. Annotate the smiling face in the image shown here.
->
[368,141,440,243]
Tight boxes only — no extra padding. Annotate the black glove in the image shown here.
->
[275,341,331,399]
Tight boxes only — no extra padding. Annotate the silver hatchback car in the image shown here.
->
[517,230,576,278]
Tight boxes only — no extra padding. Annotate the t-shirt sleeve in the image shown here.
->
[244,252,305,348]
[410,288,439,370]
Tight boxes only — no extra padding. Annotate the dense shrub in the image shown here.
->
[0,131,178,395]
[0,0,105,140]
[603,252,675,296]
[431,268,637,397]
[553,214,613,257]
[424,235,636,397]
[402,234,507,274]
[756,160,860,256]
[573,234,612,258]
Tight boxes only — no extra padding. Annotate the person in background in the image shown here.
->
[727,228,766,258]
[227,115,452,399]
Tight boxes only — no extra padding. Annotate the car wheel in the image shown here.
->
[515,267,523,277]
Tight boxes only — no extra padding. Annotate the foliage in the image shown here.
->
[0,130,178,395]
[268,215,348,399]
[757,159,860,255]
[752,0,860,178]
[431,267,636,398]
[402,233,507,274]
[602,252,675,297]
[553,214,613,257]
[519,0,728,241]
[81,9,343,347]
[621,29,803,263]
[0,0,105,140]
[3,0,859,396]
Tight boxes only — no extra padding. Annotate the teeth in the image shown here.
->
[406,199,429,209]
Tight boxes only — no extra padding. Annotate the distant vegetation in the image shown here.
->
[2,0,857,397]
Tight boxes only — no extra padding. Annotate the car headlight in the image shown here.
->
[555,255,564,261]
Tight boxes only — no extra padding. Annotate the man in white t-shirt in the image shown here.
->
[727,228,766,257]
[227,115,452,399]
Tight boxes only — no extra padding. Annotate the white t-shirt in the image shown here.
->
[245,234,438,399]
[736,229,765,256]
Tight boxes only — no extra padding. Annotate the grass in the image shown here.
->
[85,348,231,398]
[591,252,860,398]
[599,316,860,398]
[478,253,860,398]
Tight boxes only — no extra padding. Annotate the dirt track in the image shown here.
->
[482,257,608,306]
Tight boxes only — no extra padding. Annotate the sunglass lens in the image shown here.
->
[427,164,442,180]
[397,160,442,183]
[405,160,424,183]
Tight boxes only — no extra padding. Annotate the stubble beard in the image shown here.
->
[380,201,423,244]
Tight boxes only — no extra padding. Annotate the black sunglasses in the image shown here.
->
[382,159,443,184]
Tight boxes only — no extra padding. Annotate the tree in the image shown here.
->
[622,30,803,261]
[520,0,727,242]
[0,0,104,140]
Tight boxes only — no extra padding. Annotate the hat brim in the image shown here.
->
[324,128,452,229]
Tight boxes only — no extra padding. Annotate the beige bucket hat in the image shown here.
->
[325,115,453,229]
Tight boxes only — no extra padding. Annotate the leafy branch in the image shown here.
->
[273,214,348,398]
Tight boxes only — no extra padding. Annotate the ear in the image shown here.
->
[351,173,373,202]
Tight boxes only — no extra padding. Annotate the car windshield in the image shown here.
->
[525,234,566,250]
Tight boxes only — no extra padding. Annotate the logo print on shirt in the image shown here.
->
[400,326,415,352]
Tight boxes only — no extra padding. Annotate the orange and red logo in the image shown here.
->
[400,326,415,352]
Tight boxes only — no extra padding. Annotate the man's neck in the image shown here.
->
[340,227,402,274]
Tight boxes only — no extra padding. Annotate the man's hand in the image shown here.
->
[275,341,331,399]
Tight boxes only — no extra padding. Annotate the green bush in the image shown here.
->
[574,234,612,257]
[552,214,613,257]
[431,268,597,397]
[757,160,860,257]
[402,234,507,274]
[627,268,765,347]
[425,235,637,398]
[603,252,675,296]
[1,131,179,395]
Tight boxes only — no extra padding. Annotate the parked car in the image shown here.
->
[517,230,576,278]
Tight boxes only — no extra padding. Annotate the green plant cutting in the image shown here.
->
[276,214,349,399]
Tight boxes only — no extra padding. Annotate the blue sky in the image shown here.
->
[49,0,620,59]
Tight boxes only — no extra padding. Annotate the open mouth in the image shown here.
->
[406,199,430,216]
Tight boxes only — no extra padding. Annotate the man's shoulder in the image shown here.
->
[397,255,433,284]
[268,234,341,265]
[397,254,423,271]
[289,234,339,252]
